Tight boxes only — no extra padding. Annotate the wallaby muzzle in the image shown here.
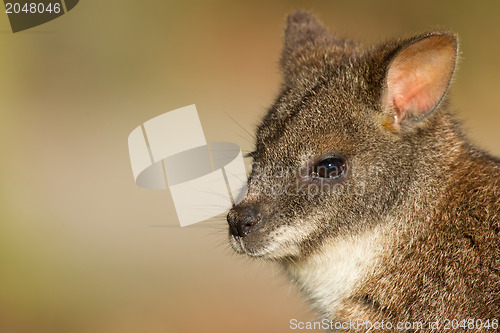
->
[227,204,264,238]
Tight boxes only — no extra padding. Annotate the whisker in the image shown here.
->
[222,109,256,143]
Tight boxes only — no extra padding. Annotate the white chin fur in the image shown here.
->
[229,233,301,259]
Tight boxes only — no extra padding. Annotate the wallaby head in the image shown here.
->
[228,11,459,260]
[227,11,500,326]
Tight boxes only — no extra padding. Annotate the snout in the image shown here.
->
[227,204,264,238]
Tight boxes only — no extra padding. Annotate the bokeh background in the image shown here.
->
[0,1,499,332]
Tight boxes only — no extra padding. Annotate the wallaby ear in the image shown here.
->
[382,33,458,130]
[280,11,334,87]
[283,11,329,52]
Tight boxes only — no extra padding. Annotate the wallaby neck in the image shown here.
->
[281,226,382,320]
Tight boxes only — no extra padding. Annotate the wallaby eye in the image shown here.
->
[310,155,347,180]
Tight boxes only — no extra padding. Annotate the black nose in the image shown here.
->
[227,204,264,238]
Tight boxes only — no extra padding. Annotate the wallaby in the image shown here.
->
[227,11,500,332]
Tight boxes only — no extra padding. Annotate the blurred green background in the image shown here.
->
[0,1,499,332]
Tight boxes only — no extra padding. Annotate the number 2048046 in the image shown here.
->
[5,3,61,14]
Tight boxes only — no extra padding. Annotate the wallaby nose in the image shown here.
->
[227,204,264,238]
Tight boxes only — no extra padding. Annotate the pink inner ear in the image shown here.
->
[384,34,457,124]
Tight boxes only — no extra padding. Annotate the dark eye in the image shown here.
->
[310,155,347,180]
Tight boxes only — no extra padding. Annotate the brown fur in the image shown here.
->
[228,10,500,332]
